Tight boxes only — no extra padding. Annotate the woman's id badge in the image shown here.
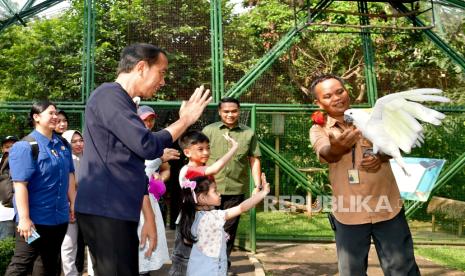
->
[348,169,360,184]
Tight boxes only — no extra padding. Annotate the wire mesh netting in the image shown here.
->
[125,0,213,101]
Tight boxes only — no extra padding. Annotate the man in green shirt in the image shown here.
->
[203,97,262,268]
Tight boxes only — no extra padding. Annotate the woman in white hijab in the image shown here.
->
[61,130,84,276]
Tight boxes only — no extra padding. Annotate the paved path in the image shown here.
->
[254,241,465,276]
[82,228,464,276]
[145,229,256,276]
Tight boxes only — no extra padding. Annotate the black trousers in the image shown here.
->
[220,194,245,261]
[76,213,139,276]
[75,226,85,272]
[5,223,68,276]
[331,209,421,276]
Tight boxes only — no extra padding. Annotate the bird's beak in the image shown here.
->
[344,114,354,124]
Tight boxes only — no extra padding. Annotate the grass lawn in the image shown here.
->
[237,211,334,240]
[415,245,465,272]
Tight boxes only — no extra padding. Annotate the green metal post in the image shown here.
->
[0,0,63,33]
[81,0,95,101]
[217,0,224,97]
[405,151,465,217]
[224,27,299,99]
[0,0,18,17]
[259,141,326,195]
[80,110,85,131]
[442,0,465,10]
[20,0,37,12]
[210,0,224,102]
[249,105,257,252]
[390,2,465,73]
[224,0,334,99]
[358,1,378,106]
[210,0,218,102]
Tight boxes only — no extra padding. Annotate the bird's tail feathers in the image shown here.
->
[394,156,411,176]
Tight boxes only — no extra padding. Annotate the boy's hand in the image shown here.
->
[222,133,238,148]
[161,148,180,162]
[152,172,161,180]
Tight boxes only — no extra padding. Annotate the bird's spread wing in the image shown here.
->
[368,88,449,154]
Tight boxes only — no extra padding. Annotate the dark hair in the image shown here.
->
[178,130,209,150]
[218,97,240,109]
[29,100,57,128]
[309,74,346,98]
[117,43,167,75]
[57,110,69,121]
[179,176,213,244]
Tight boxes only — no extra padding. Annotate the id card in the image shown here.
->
[348,169,360,184]
[26,228,40,244]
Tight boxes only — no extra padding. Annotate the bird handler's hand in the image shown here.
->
[329,127,361,156]
[360,154,382,172]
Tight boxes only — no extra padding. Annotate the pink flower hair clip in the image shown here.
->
[181,180,197,203]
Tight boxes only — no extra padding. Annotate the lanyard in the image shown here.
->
[351,145,356,169]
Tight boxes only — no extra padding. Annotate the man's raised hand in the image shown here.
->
[179,85,212,126]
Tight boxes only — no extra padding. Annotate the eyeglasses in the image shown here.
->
[71,139,84,144]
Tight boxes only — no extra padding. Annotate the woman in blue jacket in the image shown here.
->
[5,100,76,275]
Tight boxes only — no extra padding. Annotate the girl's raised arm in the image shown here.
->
[225,173,270,220]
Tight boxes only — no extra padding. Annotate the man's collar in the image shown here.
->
[218,121,241,130]
[326,115,338,128]
[326,115,348,129]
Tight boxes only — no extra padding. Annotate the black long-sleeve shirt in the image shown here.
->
[75,82,172,221]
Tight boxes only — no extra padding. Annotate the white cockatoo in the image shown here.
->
[343,88,450,175]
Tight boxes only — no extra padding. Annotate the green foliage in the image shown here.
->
[0,11,82,101]
[0,112,31,140]
[0,237,14,274]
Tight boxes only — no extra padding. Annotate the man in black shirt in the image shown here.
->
[75,43,211,275]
